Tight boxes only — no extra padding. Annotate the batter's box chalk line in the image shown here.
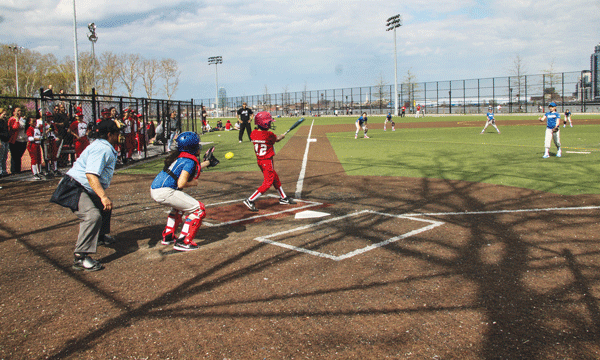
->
[254,210,444,261]
[202,195,324,227]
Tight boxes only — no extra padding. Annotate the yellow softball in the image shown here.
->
[225,152,234,160]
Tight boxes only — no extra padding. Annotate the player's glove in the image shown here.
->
[203,146,220,168]
[553,127,559,133]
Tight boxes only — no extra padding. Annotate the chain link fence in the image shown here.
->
[198,71,598,117]
[1,88,200,175]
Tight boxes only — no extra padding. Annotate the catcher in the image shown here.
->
[150,131,219,251]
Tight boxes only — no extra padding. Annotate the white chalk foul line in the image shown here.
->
[202,195,323,228]
[295,119,315,200]
[403,205,600,217]
[254,210,444,261]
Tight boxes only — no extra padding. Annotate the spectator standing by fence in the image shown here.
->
[0,108,9,177]
[167,110,180,149]
[8,107,28,174]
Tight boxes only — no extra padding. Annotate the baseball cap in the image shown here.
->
[96,119,120,135]
[549,102,557,107]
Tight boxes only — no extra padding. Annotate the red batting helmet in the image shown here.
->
[254,111,274,130]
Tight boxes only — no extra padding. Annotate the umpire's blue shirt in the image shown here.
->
[67,138,118,193]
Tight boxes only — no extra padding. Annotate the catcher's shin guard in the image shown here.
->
[180,202,206,244]
[162,210,183,242]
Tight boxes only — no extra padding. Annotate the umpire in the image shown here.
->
[51,120,120,271]
[237,102,253,143]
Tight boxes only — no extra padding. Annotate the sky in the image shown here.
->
[2,0,599,102]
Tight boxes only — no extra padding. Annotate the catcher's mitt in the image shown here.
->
[203,146,220,168]
[553,127,560,133]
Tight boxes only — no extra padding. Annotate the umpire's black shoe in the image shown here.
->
[72,254,104,272]
[279,197,296,205]
[243,199,258,212]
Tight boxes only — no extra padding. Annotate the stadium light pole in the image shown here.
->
[208,56,222,117]
[8,45,23,97]
[386,14,402,116]
[72,0,81,94]
[87,23,98,91]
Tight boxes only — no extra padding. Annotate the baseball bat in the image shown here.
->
[283,118,305,135]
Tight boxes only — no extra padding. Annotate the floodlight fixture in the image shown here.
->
[386,14,402,31]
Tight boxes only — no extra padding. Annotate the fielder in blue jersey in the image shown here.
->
[355,112,369,139]
[384,112,395,131]
[539,102,561,158]
[563,109,573,127]
[480,107,501,134]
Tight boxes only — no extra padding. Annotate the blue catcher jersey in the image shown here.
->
[545,111,561,129]
[151,157,197,190]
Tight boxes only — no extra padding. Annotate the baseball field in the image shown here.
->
[2,114,600,359]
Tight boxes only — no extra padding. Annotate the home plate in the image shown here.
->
[295,210,330,219]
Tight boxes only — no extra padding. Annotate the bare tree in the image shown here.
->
[509,54,527,106]
[402,69,418,108]
[542,59,560,100]
[141,58,160,99]
[160,58,180,100]
[97,51,121,95]
[374,74,389,110]
[77,51,94,94]
[118,53,140,97]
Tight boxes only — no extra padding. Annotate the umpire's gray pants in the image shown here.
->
[73,191,111,254]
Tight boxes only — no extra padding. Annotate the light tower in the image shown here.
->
[208,56,223,116]
[8,45,23,96]
[88,23,98,90]
[386,14,402,116]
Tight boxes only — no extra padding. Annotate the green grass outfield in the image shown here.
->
[123,115,600,196]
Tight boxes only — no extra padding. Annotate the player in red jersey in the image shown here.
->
[43,112,61,176]
[26,118,44,180]
[69,112,90,158]
[243,111,295,212]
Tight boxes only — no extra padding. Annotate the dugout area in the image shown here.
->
[1,121,600,359]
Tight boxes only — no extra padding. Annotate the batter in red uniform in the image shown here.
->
[243,111,295,212]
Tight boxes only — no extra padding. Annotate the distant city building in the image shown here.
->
[592,43,600,99]
[577,70,591,101]
[218,87,227,108]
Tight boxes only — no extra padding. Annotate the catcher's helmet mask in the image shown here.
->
[176,131,201,154]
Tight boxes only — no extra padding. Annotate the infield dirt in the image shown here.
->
[1,120,600,359]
